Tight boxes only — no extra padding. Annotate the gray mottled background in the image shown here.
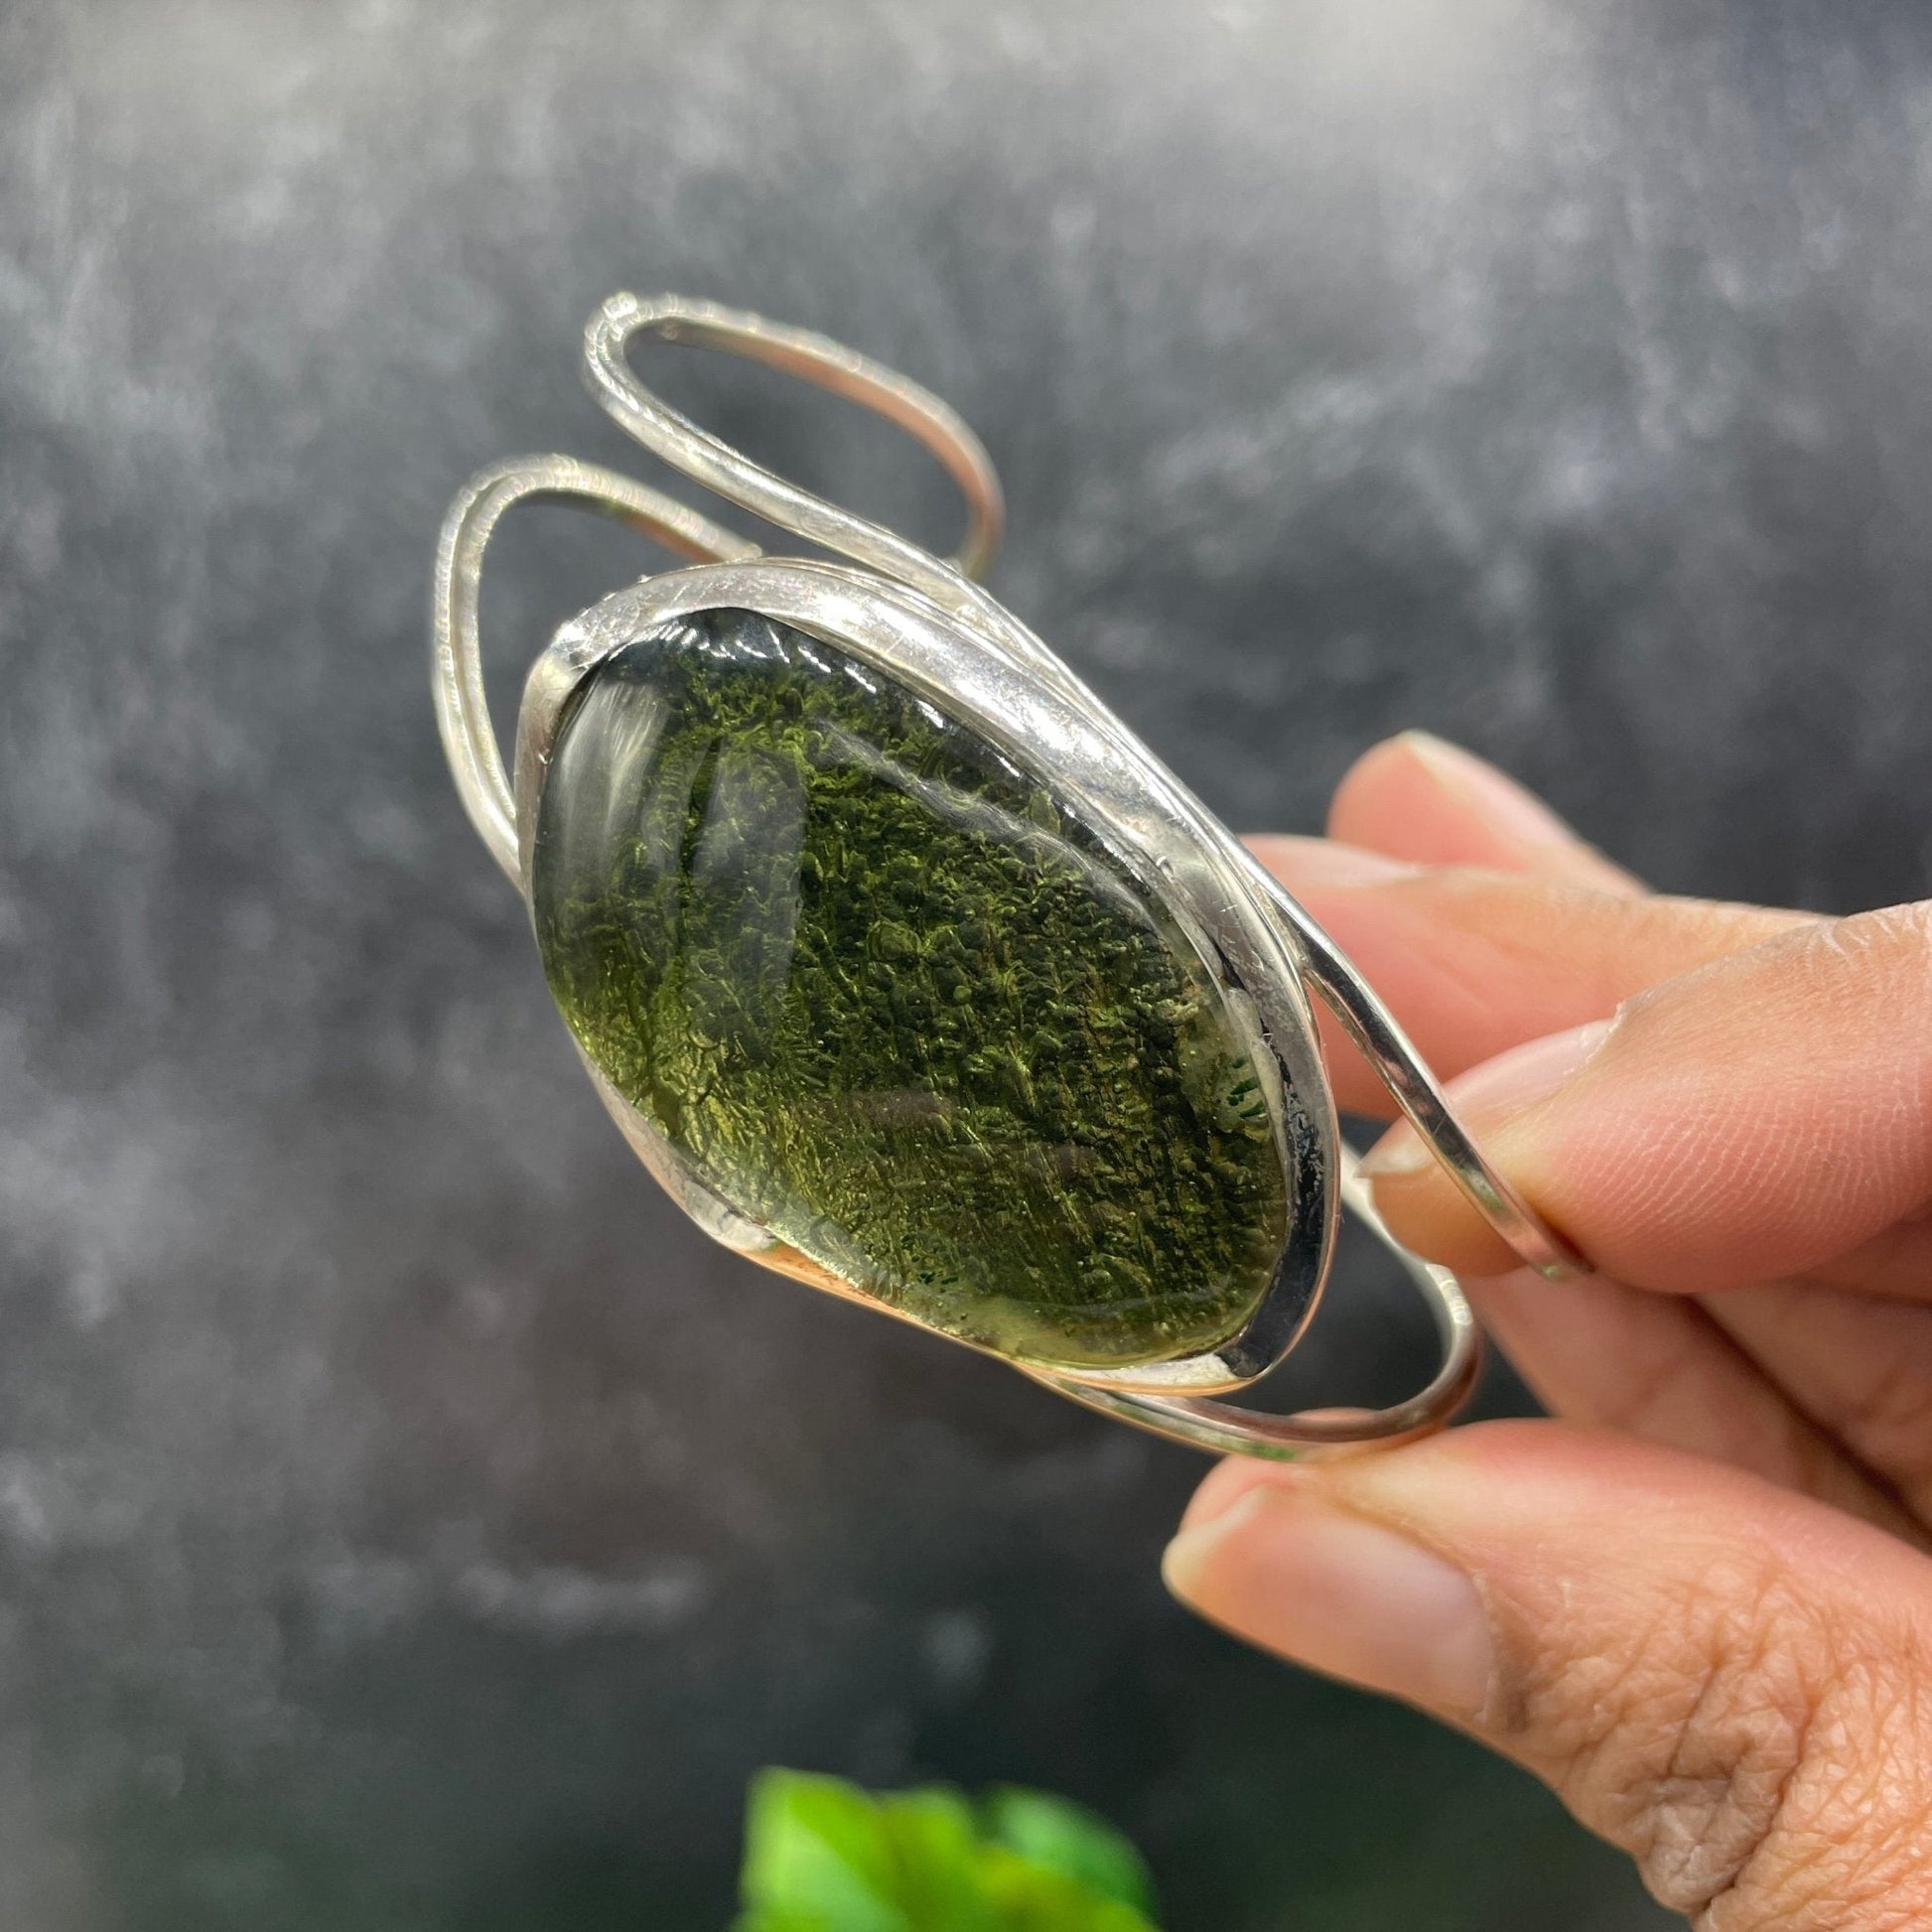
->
[4,0,1930,1926]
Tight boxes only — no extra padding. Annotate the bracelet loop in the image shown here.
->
[430,454,757,884]
[583,292,1005,591]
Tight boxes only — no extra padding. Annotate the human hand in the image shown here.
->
[1164,733,1932,1927]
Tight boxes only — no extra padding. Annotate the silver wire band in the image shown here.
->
[1273,900,1584,1281]
[431,293,1585,1456]
[583,292,1005,586]
[431,453,759,886]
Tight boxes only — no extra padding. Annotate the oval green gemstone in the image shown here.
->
[531,607,1291,1370]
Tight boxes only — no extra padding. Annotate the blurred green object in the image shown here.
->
[732,1769,1161,1932]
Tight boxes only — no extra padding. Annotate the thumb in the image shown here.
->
[1357,900,1932,1292]
[1165,1425,1932,1928]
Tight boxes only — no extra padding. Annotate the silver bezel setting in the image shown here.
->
[431,291,1585,1459]
[514,558,1336,1395]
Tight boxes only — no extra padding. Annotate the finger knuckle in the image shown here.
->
[1497,1550,1932,1926]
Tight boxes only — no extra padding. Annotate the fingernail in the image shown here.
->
[1356,1019,1614,1179]
[1249,835,1423,891]
[1164,1482,1493,1717]
[1398,733,1580,853]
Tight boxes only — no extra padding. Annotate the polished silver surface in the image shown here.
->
[432,453,758,887]
[583,293,1006,586]
[431,292,1585,1453]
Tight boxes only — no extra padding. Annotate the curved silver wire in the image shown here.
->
[432,293,1587,1457]
[583,292,1005,587]
[1032,1143,1481,1458]
[1267,891,1584,1281]
[431,454,759,884]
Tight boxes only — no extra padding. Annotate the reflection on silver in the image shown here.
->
[432,294,1583,1459]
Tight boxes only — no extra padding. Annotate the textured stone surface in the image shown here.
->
[19,0,1932,1926]
[533,610,1288,1368]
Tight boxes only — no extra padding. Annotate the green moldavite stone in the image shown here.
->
[531,608,1290,1370]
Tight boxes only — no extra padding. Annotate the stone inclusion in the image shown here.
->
[531,607,1290,1370]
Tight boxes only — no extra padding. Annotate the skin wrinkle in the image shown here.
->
[1712,1642,1932,1929]
[1398,903,1932,1506]
[1658,1567,1817,1919]
[1309,1432,1932,1927]
[1359,1445,1932,1924]
[1272,847,1932,1292]
[1514,1550,1829,1920]
[1498,994,1932,1538]
[1531,1550,1902,1910]
[1625,1564,1780,1907]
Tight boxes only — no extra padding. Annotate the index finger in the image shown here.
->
[1246,840,1804,1116]
[1363,902,1932,1300]
[1328,732,1646,897]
